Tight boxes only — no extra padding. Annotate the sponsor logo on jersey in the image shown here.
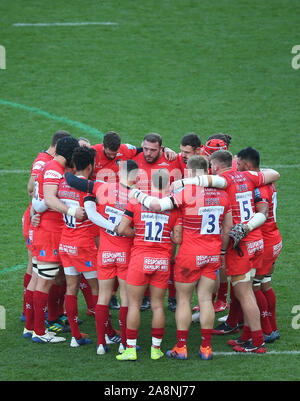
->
[44,169,63,180]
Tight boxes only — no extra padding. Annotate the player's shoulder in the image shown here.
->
[92,143,103,151]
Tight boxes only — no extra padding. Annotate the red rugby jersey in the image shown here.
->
[31,151,53,177]
[220,169,265,242]
[133,152,182,194]
[35,159,64,232]
[91,143,138,182]
[254,182,282,245]
[172,185,231,255]
[93,181,133,251]
[57,177,95,247]
[123,197,182,253]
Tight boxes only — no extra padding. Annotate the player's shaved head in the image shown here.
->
[152,168,170,191]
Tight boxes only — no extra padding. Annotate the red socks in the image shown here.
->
[119,306,128,347]
[24,289,34,331]
[80,275,95,311]
[95,304,109,346]
[251,329,264,347]
[33,291,48,335]
[254,289,273,335]
[23,273,31,315]
[263,288,277,331]
[201,329,213,348]
[176,330,189,348]
[47,283,66,322]
[216,282,228,303]
[65,295,81,339]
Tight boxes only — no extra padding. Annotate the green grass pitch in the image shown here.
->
[0,0,300,382]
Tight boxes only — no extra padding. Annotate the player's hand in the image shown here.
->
[170,179,184,193]
[220,255,226,270]
[129,188,141,200]
[164,147,177,161]
[75,207,87,220]
[31,213,40,227]
[229,223,247,248]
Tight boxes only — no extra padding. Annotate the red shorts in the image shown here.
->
[174,253,220,283]
[256,240,282,276]
[34,227,62,263]
[97,249,130,280]
[59,242,98,273]
[226,238,264,277]
[126,249,170,289]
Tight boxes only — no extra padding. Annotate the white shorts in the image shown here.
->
[64,265,97,280]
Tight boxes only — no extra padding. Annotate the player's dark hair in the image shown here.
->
[103,131,121,151]
[72,146,96,171]
[56,136,79,167]
[237,147,260,168]
[51,130,72,146]
[143,133,162,146]
[181,133,201,149]
[187,155,208,174]
[120,160,139,182]
[207,133,232,148]
[77,137,91,145]
[210,150,233,168]
[152,169,170,191]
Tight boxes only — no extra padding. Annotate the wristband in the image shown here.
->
[67,206,77,217]
[221,249,227,255]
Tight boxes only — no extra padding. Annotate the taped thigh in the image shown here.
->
[37,263,60,280]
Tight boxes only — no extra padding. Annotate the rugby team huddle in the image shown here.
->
[21,129,282,361]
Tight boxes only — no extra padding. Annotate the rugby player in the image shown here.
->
[116,169,182,361]
[232,147,282,345]
[29,136,83,343]
[58,146,117,347]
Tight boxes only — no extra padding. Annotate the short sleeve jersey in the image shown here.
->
[254,182,281,244]
[91,143,138,182]
[133,152,182,193]
[35,159,64,232]
[92,181,133,250]
[31,151,53,177]
[57,177,95,247]
[220,169,265,241]
[172,185,231,255]
[124,197,182,254]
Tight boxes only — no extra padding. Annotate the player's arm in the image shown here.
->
[129,188,175,212]
[221,211,233,254]
[162,146,177,161]
[260,169,280,185]
[44,184,86,220]
[244,200,269,236]
[27,175,36,197]
[65,172,95,193]
[171,175,227,192]
[117,213,135,238]
[83,196,117,231]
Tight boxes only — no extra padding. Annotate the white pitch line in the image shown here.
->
[214,350,300,356]
[13,22,118,27]
[262,164,300,169]
[0,169,30,174]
